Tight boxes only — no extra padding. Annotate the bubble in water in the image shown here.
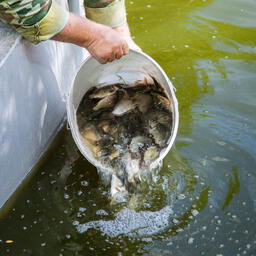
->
[177,194,185,200]
[202,226,207,231]
[96,210,109,216]
[64,193,69,199]
[79,207,86,212]
[192,210,199,216]
[77,190,83,196]
[187,237,194,244]
[73,221,79,226]
[172,218,179,224]
[81,181,88,187]
[77,206,172,238]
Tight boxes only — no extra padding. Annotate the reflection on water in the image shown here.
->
[0,0,256,255]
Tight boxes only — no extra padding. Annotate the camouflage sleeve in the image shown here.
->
[84,0,126,27]
[0,0,69,44]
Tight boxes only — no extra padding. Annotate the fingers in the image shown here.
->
[122,41,129,55]
[98,40,129,64]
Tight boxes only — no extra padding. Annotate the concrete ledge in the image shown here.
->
[0,0,88,209]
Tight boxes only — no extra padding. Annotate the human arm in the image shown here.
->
[51,12,128,64]
[0,0,137,63]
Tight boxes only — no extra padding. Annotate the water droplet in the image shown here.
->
[41,242,46,247]
[147,4,151,8]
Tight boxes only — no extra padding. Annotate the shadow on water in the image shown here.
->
[1,0,256,255]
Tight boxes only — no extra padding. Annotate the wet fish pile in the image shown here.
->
[76,79,173,198]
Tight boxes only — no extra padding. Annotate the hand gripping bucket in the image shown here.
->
[67,50,179,169]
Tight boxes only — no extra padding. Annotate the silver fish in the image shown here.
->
[144,146,159,165]
[93,94,116,111]
[130,136,152,154]
[90,85,119,99]
[112,98,136,116]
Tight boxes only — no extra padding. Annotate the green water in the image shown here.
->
[1,0,256,255]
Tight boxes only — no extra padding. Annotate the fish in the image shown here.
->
[90,85,119,99]
[93,94,117,111]
[144,146,159,165]
[112,98,136,116]
[130,136,151,152]
[76,78,173,201]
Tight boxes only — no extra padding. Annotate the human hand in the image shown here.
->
[86,22,129,64]
[113,23,142,52]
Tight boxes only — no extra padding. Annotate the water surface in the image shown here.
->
[1,0,256,255]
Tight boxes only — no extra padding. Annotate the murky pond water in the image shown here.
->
[1,0,256,255]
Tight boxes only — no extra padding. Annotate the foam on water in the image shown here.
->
[77,205,173,238]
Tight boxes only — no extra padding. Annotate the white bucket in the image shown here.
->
[67,50,179,169]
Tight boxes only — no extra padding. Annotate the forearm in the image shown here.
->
[51,13,96,48]
[52,12,128,64]
[0,0,132,63]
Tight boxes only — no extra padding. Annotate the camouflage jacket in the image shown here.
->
[0,0,126,44]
